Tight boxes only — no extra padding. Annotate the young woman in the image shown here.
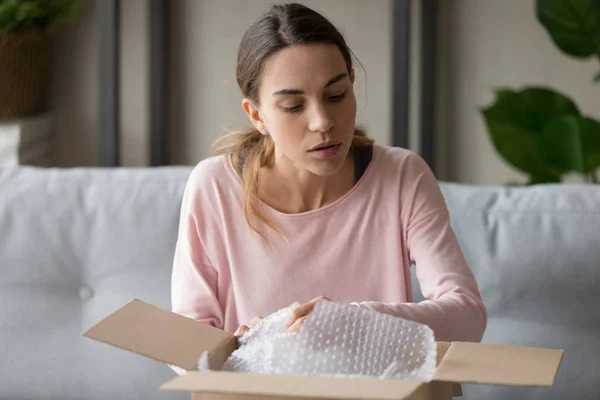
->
[171,3,486,347]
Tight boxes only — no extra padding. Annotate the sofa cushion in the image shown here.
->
[3,166,599,400]
[417,182,600,400]
[0,166,193,400]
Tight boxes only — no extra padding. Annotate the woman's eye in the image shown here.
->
[282,105,302,113]
[329,92,346,102]
[281,93,345,113]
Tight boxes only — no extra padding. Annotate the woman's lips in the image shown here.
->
[308,143,342,158]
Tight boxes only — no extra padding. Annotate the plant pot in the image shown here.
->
[0,29,52,121]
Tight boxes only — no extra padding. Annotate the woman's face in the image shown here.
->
[243,43,357,177]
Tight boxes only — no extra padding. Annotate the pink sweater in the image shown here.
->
[171,145,487,342]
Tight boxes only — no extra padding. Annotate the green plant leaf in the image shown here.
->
[480,86,580,177]
[537,116,585,172]
[537,115,600,174]
[536,0,600,59]
[528,171,562,184]
[569,116,600,173]
[0,0,82,34]
[494,89,517,102]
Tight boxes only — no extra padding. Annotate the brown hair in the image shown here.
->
[214,3,374,240]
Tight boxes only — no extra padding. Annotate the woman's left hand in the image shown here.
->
[286,296,330,332]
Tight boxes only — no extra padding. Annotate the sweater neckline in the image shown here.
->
[223,145,380,218]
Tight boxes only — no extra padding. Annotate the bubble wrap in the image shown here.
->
[199,301,437,381]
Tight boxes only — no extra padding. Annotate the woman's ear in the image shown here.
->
[350,68,355,84]
[242,98,266,133]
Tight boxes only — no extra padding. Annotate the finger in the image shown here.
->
[286,296,331,328]
[249,316,263,328]
[234,325,249,338]
[309,295,329,304]
[287,315,306,332]
[286,303,314,328]
[286,297,324,328]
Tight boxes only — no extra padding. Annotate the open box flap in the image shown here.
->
[82,299,235,370]
[161,371,426,400]
[435,342,463,397]
[434,342,564,387]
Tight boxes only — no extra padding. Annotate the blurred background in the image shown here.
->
[1,0,599,185]
[3,3,600,400]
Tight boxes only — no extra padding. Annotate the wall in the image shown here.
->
[50,0,599,184]
[436,0,600,184]
[50,0,98,167]
[50,0,392,167]
[50,0,150,167]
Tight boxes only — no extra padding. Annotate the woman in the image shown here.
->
[171,3,486,346]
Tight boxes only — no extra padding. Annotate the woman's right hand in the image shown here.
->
[234,316,263,338]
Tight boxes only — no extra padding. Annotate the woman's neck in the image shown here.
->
[258,152,355,214]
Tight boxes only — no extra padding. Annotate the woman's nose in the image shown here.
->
[308,104,334,133]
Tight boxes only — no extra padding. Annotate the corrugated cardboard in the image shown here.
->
[161,371,427,399]
[434,342,563,387]
[83,299,564,400]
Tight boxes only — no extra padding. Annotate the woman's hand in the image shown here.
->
[234,316,263,338]
[286,296,330,332]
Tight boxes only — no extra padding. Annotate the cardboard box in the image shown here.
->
[83,299,564,400]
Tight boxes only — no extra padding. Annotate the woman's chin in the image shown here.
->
[304,150,351,177]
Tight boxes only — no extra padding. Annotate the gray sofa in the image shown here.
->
[1,166,598,400]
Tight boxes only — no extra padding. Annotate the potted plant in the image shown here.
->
[0,0,82,121]
[480,0,600,184]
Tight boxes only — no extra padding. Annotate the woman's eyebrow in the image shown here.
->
[324,72,348,88]
[272,72,348,96]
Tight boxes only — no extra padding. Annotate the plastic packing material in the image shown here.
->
[198,300,437,382]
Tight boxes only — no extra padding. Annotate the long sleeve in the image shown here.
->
[171,170,224,329]
[353,154,487,342]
